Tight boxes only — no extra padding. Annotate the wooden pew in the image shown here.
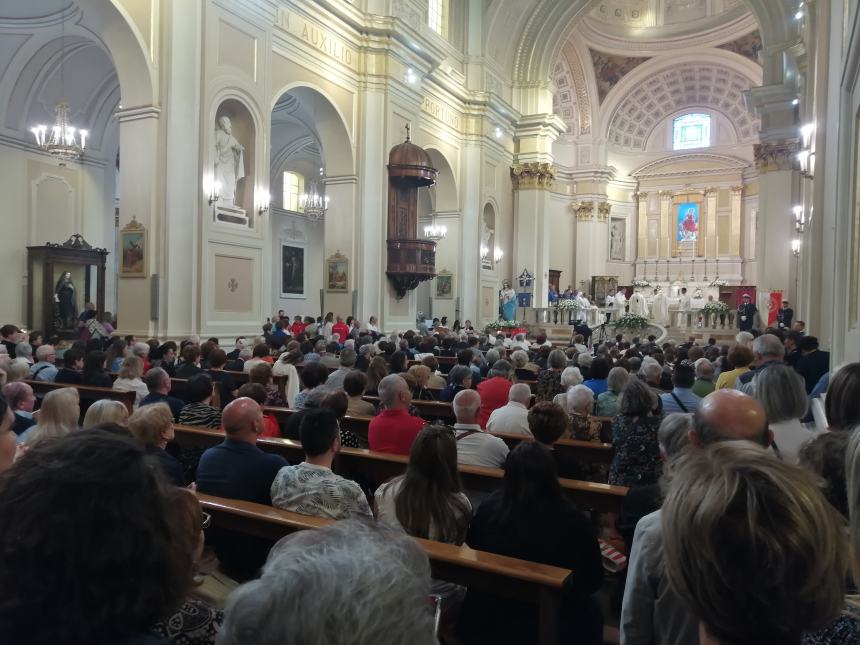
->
[362,396,456,422]
[173,426,626,514]
[169,377,221,409]
[223,370,249,384]
[25,379,137,415]
[490,431,614,466]
[263,406,371,445]
[197,492,571,645]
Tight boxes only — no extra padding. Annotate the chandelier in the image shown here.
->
[423,216,447,241]
[300,167,329,220]
[30,3,87,165]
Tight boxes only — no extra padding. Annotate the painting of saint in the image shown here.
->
[677,202,699,242]
[281,244,305,297]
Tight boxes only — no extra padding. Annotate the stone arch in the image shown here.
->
[424,147,459,213]
[269,83,355,178]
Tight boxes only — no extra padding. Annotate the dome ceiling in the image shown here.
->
[587,0,748,37]
[607,63,758,149]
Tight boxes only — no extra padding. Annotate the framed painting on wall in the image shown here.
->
[436,270,453,298]
[119,217,147,277]
[281,243,305,298]
[326,251,349,292]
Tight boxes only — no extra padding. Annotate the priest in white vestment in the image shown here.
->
[651,288,669,325]
[676,287,692,328]
[613,288,627,321]
[628,289,649,318]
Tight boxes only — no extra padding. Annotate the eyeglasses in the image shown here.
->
[201,511,212,530]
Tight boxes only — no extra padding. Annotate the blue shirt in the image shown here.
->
[140,392,185,421]
[583,378,608,396]
[29,361,58,381]
[196,438,288,505]
[660,388,702,414]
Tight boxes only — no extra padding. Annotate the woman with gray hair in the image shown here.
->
[536,349,568,402]
[552,366,584,409]
[596,366,629,417]
[511,349,537,381]
[608,379,662,487]
[752,363,816,464]
[218,520,436,645]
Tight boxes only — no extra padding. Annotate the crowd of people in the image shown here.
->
[0,311,859,644]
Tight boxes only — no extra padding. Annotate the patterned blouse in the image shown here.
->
[178,403,222,429]
[270,462,372,520]
[152,598,222,645]
[535,369,565,402]
[608,414,663,487]
[569,413,610,482]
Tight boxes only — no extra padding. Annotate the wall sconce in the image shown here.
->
[791,239,801,257]
[256,188,270,215]
[797,123,815,178]
[792,204,805,233]
[480,244,489,259]
[493,247,504,264]
[204,176,221,206]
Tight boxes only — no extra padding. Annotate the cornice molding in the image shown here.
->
[631,153,749,178]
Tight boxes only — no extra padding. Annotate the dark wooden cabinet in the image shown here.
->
[27,235,109,339]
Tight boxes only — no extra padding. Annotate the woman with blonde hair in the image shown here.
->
[365,356,389,396]
[112,355,148,406]
[82,399,129,430]
[407,365,435,400]
[20,387,79,446]
[128,403,185,485]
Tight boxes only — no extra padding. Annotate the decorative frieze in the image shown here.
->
[753,140,799,173]
[511,162,556,190]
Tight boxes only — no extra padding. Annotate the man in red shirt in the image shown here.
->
[289,315,306,336]
[331,316,350,342]
[368,374,426,455]
[476,359,514,428]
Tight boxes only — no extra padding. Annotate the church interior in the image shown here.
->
[2,1,860,644]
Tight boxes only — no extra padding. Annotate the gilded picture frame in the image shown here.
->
[119,216,147,278]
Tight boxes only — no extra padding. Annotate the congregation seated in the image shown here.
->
[439,364,472,402]
[596,366,629,417]
[363,355,388,396]
[659,360,701,414]
[452,389,508,468]
[83,350,113,387]
[528,401,581,479]
[752,363,816,463]
[735,333,785,394]
[799,431,851,518]
[662,441,855,644]
[325,347,356,390]
[714,343,753,389]
[0,430,200,645]
[486,382,532,436]
[271,408,372,520]
[19,387,79,447]
[206,348,239,408]
[293,361,329,410]
[0,394,17,472]
[344,370,375,417]
[218,520,435,645]
[421,355,447,387]
[535,349,567,402]
[177,373,222,429]
[2,381,35,436]
[140,367,184,421]
[476,359,513,427]
[566,384,599,441]
[128,402,186,486]
[620,389,771,645]
[460,442,604,645]
[367,374,425,455]
[691,358,716,398]
[83,399,129,430]
[795,335,831,394]
[28,344,58,382]
[407,364,436,400]
[104,338,127,373]
[113,355,148,407]
[53,348,84,384]
[248,362,284,407]
[12,341,32,367]
[609,379,662,487]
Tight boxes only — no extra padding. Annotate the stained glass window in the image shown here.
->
[673,113,711,150]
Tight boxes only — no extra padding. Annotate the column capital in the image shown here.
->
[704,187,718,196]
[511,162,556,190]
[730,185,744,195]
[659,190,674,201]
[754,140,799,173]
[570,200,594,220]
[597,201,611,222]
[633,191,648,202]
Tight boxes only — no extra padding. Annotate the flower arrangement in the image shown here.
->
[632,279,652,288]
[555,299,583,310]
[612,313,649,330]
[701,301,729,315]
[709,278,728,287]
[485,320,523,331]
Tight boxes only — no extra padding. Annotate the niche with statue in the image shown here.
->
[212,99,256,227]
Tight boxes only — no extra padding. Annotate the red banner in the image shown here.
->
[768,291,782,326]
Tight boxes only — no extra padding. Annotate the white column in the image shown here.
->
[460,143,481,322]
[512,164,556,308]
[323,175,359,318]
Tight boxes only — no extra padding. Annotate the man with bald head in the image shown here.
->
[367,374,426,455]
[620,389,769,645]
[195,397,289,580]
[453,389,509,468]
[196,397,288,505]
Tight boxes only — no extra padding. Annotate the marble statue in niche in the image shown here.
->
[610,218,625,261]
[214,115,245,208]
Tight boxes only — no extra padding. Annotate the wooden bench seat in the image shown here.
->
[25,380,137,415]
[361,396,456,422]
[490,431,614,466]
[197,492,571,645]
[173,425,626,514]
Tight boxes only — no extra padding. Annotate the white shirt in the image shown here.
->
[679,294,692,311]
[453,423,509,468]
[243,357,267,373]
[112,377,148,407]
[374,477,472,543]
[270,462,372,520]
[486,401,533,437]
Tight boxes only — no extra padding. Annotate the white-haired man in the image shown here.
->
[28,345,57,381]
[452,389,509,468]
[735,333,784,395]
[367,375,425,455]
[486,383,533,436]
